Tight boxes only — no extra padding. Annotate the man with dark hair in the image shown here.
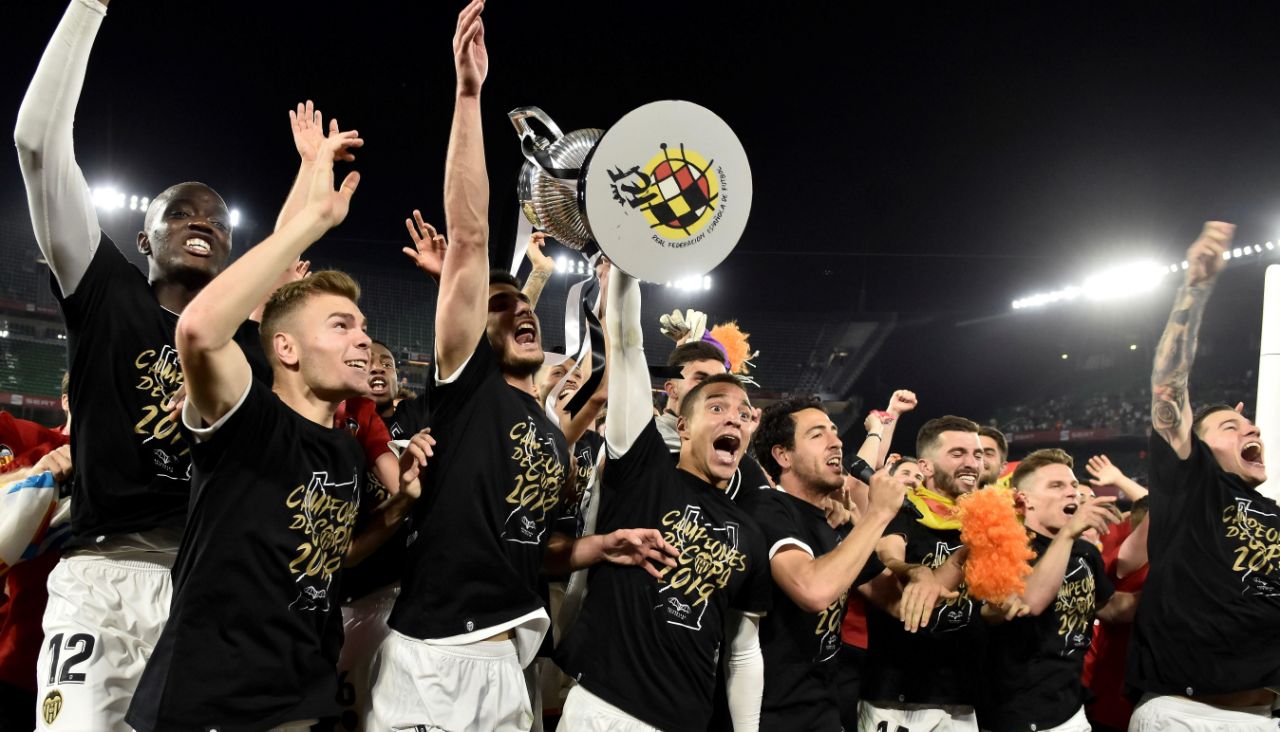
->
[1129,222,1280,730]
[14,1,271,724]
[982,449,1135,732]
[749,397,902,730]
[861,415,984,731]
[369,7,674,728]
[977,425,1008,487]
[557,261,771,730]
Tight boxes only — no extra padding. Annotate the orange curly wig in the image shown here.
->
[956,487,1034,603]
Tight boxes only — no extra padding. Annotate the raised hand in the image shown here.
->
[453,0,488,97]
[887,389,918,416]
[600,528,680,580]
[1185,221,1233,288]
[526,231,555,273]
[403,210,449,281]
[1065,495,1122,539]
[1085,454,1126,489]
[289,100,326,163]
[898,567,960,633]
[398,428,436,500]
[304,132,362,228]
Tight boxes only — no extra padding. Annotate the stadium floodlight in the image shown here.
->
[230,209,241,227]
[1082,261,1168,301]
[90,186,125,211]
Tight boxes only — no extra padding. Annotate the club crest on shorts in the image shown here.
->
[42,690,62,725]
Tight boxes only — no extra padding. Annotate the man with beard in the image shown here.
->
[1129,222,1280,730]
[982,449,1135,732]
[14,1,268,724]
[368,5,675,728]
[750,398,904,730]
[978,426,1008,488]
[861,416,986,732]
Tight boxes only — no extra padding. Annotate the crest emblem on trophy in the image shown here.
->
[511,100,753,283]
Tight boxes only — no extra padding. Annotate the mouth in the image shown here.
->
[514,322,537,347]
[954,470,979,490]
[826,453,843,472]
[712,433,741,465]
[1243,441,1265,468]
[344,359,368,372]
[182,237,212,258]
[369,376,388,393]
[1063,503,1079,515]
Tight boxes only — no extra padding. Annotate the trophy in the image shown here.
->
[510,101,753,283]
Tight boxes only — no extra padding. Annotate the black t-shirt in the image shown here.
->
[983,531,1114,732]
[557,422,772,732]
[748,488,885,731]
[54,236,267,545]
[383,393,430,440]
[1128,432,1280,696]
[389,338,568,640]
[126,381,365,732]
[338,458,406,604]
[862,507,987,706]
[554,430,605,540]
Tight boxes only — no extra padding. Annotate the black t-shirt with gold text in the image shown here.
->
[1128,433,1280,696]
[126,381,364,732]
[983,531,1113,732]
[747,488,885,731]
[862,507,987,706]
[54,236,267,544]
[557,422,772,732]
[389,338,568,639]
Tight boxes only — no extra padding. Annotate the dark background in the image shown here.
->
[4,0,1278,432]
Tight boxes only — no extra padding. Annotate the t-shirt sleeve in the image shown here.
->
[737,455,773,494]
[601,420,668,493]
[733,524,774,615]
[854,551,887,588]
[427,335,496,426]
[748,492,809,559]
[53,234,138,329]
[1148,430,1217,497]
[183,380,275,470]
[883,506,919,542]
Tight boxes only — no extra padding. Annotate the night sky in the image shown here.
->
[5,1,1280,423]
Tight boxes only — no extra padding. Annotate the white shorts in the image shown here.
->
[333,583,399,731]
[366,629,533,732]
[36,551,173,731]
[1129,694,1280,731]
[981,705,1090,732]
[559,685,661,732]
[859,700,979,732]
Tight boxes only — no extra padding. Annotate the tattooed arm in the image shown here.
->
[1150,221,1233,459]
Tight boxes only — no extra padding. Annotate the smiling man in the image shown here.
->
[861,416,987,732]
[1128,221,1280,731]
[13,0,272,725]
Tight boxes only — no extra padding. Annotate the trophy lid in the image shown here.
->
[582,100,753,284]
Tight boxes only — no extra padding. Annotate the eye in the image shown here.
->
[210,220,229,231]
[710,403,724,413]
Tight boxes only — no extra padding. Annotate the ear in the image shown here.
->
[273,332,300,368]
[771,444,791,474]
[1013,489,1029,513]
[664,379,678,398]
[676,415,691,443]
[918,458,935,478]
[137,231,152,256]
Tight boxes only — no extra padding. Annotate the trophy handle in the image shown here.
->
[509,106,579,181]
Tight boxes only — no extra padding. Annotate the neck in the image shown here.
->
[778,475,831,510]
[504,372,538,399]
[676,452,730,490]
[150,273,211,314]
[273,376,342,427]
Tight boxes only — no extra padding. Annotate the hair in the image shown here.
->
[667,340,727,369]
[1192,402,1237,436]
[678,373,747,421]
[889,456,920,476]
[752,396,824,482]
[260,270,362,359]
[60,371,70,397]
[915,415,980,458]
[1130,495,1150,527]
[978,425,1008,460]
[490,269,522,290]
[1009,448,1074,490]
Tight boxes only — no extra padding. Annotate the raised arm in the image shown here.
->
[274,102,360,232]
[176,133,361,424]
[1151,222,1232,458]
[604,268,651,457]
[1086,454,1149,503]
[876,390,917,466]
[521,231,555,308]
[1021,496,1119,615]
[14,0,108,297]
[770,468,903,613]
[433,0,492,381]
